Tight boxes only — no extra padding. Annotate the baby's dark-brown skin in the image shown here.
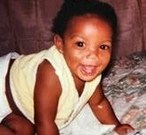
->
[2,14,134,135]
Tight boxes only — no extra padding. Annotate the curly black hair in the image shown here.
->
[51,0,117,38]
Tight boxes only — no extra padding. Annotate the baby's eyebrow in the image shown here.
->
[100,40,112,45]
[70,35,84,39]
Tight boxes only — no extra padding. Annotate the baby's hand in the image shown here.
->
[114,124,134,135]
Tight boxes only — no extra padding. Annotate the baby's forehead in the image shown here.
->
[64,15,112,39]
[66,14,111,29]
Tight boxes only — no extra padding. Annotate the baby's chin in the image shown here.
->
[78,73,99,82]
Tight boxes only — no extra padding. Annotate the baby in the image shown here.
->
[0,0,134,135]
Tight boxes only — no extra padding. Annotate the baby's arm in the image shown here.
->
[34,60,61,135]
[88,83,134,135]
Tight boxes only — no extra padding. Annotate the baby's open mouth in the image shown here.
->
[81,65,97,76]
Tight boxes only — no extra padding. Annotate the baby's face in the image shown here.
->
[56,14,113,82]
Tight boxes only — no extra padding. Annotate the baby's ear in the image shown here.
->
[53,34,64,53]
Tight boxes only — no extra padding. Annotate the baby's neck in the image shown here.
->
[74,78,85,97]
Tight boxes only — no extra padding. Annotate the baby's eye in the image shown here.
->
[76,41,85,48]
[100,44,111,50]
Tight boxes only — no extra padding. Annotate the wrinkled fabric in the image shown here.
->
[60,104,117,135]
[0,52,19,122]
[103,52,146,132]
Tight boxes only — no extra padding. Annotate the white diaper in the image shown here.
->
[60,104,117,135]
[0,52,19,122]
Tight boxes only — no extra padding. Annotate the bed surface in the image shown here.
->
[103,52,146,133]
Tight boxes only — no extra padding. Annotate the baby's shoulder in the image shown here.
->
[35,59,62,97]
[37,59,56,76]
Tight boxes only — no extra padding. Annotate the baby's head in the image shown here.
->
[51,0,117,82]
[52,0,117,39]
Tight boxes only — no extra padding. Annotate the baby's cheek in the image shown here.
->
[101,57,110,66]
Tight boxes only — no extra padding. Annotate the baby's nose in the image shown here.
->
[86,49,99,60]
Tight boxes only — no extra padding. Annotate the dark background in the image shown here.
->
[0,0,146,58]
